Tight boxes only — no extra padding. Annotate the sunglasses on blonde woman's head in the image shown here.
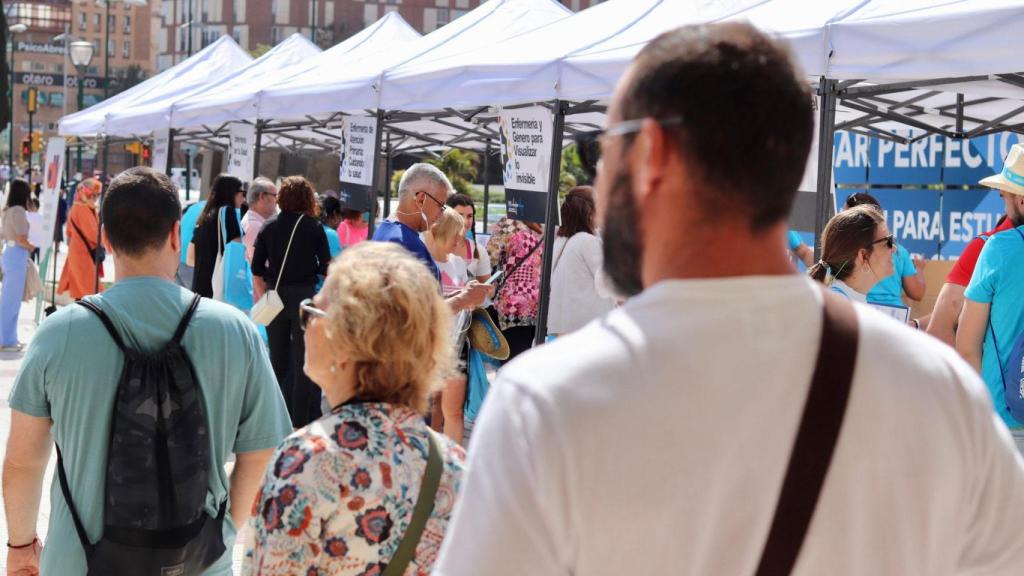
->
[299,298,327,331]
[866,234,895,250]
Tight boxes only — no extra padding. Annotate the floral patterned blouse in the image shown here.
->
[487,218,543,330]
[244,400,466,576]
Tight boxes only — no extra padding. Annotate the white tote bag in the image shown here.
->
[211,208,226,301]
[251,215,304,326]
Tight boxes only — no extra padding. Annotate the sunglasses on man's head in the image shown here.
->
[866,234,895,250]
[299,298,327,331]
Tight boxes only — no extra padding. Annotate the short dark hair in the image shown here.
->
[102,167,182,257]
[198,173,244,225]
[5,179,31,209]
[843,192,881,211]
[319,195,342,224]
[621,22,813,230]
[558,186,596,238]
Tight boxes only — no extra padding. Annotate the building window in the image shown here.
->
[79,12,87,31]
[109,14,116,30]
[108,38,114,55]
[123,40,130,58]
[271,26,279,44]
[94,13,101,31]
[436,8,449,26]
[124,15,131,33]
[31,62,45,71]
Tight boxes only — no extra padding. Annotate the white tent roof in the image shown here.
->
[59,36,252,137]
[102,36,317,136]
[170,13,420,130]
[368,0,1024,115]
[163,34,322,131]
[256,0,573,120]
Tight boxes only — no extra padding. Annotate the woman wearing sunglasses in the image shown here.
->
[245,242,465,576]
[808,205,895,302]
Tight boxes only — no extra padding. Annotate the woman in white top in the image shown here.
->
[424,207,471,444]
[446,193,492,282]
[0,179,36,351]
[549,186,615,336]
[808,205,895,301]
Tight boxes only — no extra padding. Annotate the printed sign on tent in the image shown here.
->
[37,137,67,252]
[338,115,378,212]
[226,123,256,181]
[151,129,170,174]
[498,105,554,224]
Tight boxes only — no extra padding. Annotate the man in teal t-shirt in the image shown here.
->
[3,168,292,575]
[959,146,1024,448]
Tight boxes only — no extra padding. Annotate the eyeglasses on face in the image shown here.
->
[866,234,895,250]
[299,298,327,331]
[418,190,447,211]
[573,116,685,179]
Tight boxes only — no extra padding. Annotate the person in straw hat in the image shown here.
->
[957,142,1024,453]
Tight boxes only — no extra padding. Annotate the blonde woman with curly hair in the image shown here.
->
[252,175,332,428]
[245,242,466,576]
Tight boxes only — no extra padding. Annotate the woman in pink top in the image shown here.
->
[336,208,369,247]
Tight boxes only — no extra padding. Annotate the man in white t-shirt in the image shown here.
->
[434,23,1024,576]
[241,177,277,264]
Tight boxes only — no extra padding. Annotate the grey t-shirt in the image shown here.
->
[9,276,292,575]
[1,205,29,242]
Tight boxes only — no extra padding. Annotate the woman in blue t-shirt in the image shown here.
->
[808,205,895,303]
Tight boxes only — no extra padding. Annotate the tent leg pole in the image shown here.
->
[368,110,385,239]
[253,121,264,181]
[482,139,491,234]
[383,130,393,219]
[813,78,837,262]
[95,136,109,294]
[533,100,567,346]
[166,129,176,176]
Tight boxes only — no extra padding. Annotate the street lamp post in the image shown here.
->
[69,40,95,174]
[8,23,27,177]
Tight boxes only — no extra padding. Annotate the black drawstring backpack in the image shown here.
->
[55,294,227,576]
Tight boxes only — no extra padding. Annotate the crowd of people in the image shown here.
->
[2,20,1024,576]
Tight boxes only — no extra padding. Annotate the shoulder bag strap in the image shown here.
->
[381,429,444,576]
[171,294,204,345]
[552,235,571,274]
[70,217,96,252]
[753,288,858,576]
[76,299,128,353]
[494,234,544,295]
[273,214,304,293]
[55,444,95,556]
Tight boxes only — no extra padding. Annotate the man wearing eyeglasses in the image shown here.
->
[436,22,1024,576]
[373,163,492,311]
[241,176,278,265]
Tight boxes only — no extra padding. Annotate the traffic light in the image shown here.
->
[26,88,38,114]
[20,138,30,161]
[142,143,152,161]
[30,131,43,153]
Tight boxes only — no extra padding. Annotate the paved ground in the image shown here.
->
[0,249,251,574]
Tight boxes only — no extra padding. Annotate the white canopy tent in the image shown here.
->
[115,33,324,136]
[58,36,252,137]
[169,14,420,131]
[255,0,574,121]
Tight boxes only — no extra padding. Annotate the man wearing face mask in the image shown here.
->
[373,163,491,311]
[435,23,1024,576]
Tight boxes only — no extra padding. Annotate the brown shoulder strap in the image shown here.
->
[753,288,859,576]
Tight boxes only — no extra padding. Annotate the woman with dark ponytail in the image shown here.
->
[808,205,895,302]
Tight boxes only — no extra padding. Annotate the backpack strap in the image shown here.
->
[55,443,95,556]
[753,288,858,576]
[76,299,127,353]
[381,429,444,576]
[171,294,203,345]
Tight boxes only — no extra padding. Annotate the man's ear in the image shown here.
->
[633,119,669,205]
[169,220,181,253]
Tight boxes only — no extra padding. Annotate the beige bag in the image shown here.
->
[251,215,304,326]
[23,259,43,302]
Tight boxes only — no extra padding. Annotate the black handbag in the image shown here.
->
[71,217,106,264]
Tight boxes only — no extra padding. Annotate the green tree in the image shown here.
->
[560,143,587,195]
[427,149,479,196]
[108,64,149,96]
[250,44,273,58]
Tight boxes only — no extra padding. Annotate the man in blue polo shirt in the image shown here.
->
[373,163,490,311]
[959,143,1024,453]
